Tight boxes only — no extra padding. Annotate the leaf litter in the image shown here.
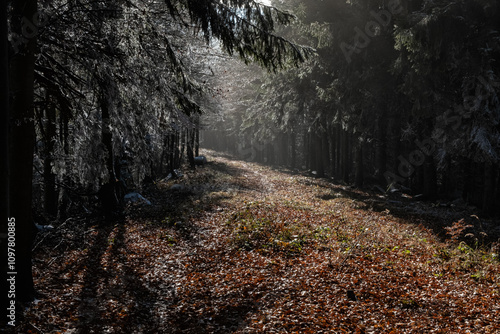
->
[12,150,500,333]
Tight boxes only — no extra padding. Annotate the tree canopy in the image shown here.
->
[205,0,500,212]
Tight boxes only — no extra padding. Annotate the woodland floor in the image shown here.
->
[9,150,500,333]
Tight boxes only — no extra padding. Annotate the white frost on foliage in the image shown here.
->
[470,125,499,161]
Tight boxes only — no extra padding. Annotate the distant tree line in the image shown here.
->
[204,0,500,215]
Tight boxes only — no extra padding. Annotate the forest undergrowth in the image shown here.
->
[12,150,500,333]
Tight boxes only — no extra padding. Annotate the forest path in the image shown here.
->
[16,150,500,334]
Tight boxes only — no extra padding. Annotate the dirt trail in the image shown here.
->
[12,150,500,334]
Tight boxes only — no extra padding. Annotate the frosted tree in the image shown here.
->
[4,0,309,309]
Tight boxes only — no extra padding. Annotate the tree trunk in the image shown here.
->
[159,133,168,176]
[375,111,387,183]
[187,128,195,169]
[194,116,200,157]
[495,165,500,217]
[266,142,274,165]
[316,132,325,178]
[423,155,437,200]
[335,124,342,180]
[470,162,483,206]
[482,163,495,215]
[43,93,57,218]
[180,129,186,165]
[175,131,181,169]
[169,132,176,175]
[304,130,310,170]
[56,108,70,222]
[1,0,11,318]
[0,0,8,217]
[59,108,70,155]
[280,132,287,166]
[327,127,333,177]
[322,132,330,176]
[441,155,453,196]
[98,80,122,215]
[7,0,38,306]
[462,158,473,204]
[355,139,364,187]
[342,130,350,183]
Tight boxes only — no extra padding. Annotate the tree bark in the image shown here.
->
[423,155,437,200]
[316,132,325,178]
[342,130,350,183]
[482,162,495,215]
[303,129,310,170]
[180,129,186,165]
[322,132,330,176]
[43,93,57,218]
[462,158,473,204]
[194,115,200,157]
[0,0,8,219]
[335,124,342,180]
[7,0,38,305]
[375,110,387,183]
[329,125,336,177]
[187,128,195,169]
[1,0,11,318]
[355,139,364,187]
[98,78,122,215]
[168,132,176,175]
[495,165,500,217]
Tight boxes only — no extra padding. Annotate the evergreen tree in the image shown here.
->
[3,0,309,314]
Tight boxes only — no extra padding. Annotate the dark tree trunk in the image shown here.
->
[355,139,364,187]
[495,165,500,216]
[471,162,483,206]
[322,132,330,176]
[316,132,325,178]
[462,158,473,203]
[441,155,453,196]
[342,130,350,183]
[7,0,38,306]
[290,131,296,169]
[169,132,176,175]
[375,111,387,183]
[423,156,437,200]
[43,93,57,218]
[1,0,11,318]
[1,0,8,216]
[98,81,123,215]
[328,127,334,177]
[303,129,310,170]
[56,108,70,221]
[187,128,195,169]
[171,129,180,170]
[280,132,288,166]
[335,124,342,180]
[59,108,70,155]
[388,108,403,187]
[482,163,496,215]
[180,129,186,165]
[414,164,423,194]
[266,142,274,165]
[194,116,200,157]
[328,125,335,177]
[159,133,168,176]
[101,108,116,180]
